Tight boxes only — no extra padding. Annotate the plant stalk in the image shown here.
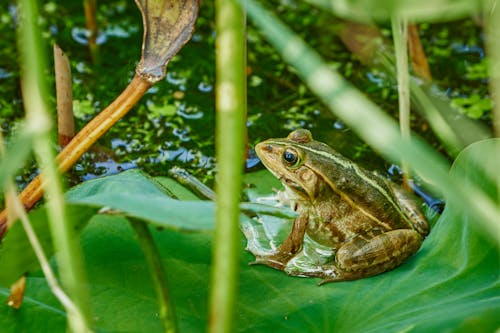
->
[130,219,177,333]
[485,0,500,138]
[17,0,92,330]
[83,0,99,63]
[209,0,246,332]
[391,16,411,185]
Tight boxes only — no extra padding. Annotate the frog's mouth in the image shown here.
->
[281,177,308,198]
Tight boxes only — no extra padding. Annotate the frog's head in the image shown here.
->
[255,129,325,200]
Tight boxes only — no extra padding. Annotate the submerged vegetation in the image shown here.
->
[0,0,498,332]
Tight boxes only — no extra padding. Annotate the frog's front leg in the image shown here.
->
[320,229,423,283]
[251,213,308,270]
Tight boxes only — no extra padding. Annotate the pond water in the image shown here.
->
[0,0,491,193]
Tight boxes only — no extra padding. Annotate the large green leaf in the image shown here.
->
[0,140,498,332]
[66,169,215,231]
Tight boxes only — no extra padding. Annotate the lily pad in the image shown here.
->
[66,169,215,231]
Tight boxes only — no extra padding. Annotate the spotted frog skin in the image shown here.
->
[253,129,429,283]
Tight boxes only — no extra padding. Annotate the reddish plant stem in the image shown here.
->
[83,0,99,63]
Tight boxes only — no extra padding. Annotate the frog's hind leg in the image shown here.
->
[319,229,423,284]
[390,184,430,237]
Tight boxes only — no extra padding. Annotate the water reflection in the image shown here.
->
[197,81,213,93]
[177,104,204,119]
[333,120,347,130]
[166,72,187,90]
[172,127,191,142]
[71,27,107,45]
[78,159,137,181]
[0,68,12,79]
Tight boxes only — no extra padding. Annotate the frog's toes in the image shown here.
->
[250,255,288,270]
[318,277,342,285]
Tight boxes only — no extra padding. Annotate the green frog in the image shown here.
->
[253,129,429,283]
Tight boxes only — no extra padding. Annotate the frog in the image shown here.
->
[253,128,430,283]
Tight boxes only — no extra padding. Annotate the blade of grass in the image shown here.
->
[17,0,92,330]
[337,21,490,155]
[391,17,411,182]
[209,0,246,331]
[305,0,482,22]
[242,0,500,244]
[0,124,36,205]
[376,36,490,156]
[485,0,500,138]
[484,0,500,208]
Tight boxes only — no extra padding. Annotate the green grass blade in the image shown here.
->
[0,125,35,191]
[305,0,482,22]
[16,0,92,330]
[391,16,410,177]
[485,0,500,137]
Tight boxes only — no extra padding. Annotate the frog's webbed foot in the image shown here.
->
[288,265,355,284]
[250,253,294,270]
[250,241,305,270]
[316,269,363,285]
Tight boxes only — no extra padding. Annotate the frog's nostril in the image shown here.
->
[256,142,272,153]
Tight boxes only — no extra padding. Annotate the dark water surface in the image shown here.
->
[0,0,490,191]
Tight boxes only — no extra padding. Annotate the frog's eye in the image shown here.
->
[283,148,301,167]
